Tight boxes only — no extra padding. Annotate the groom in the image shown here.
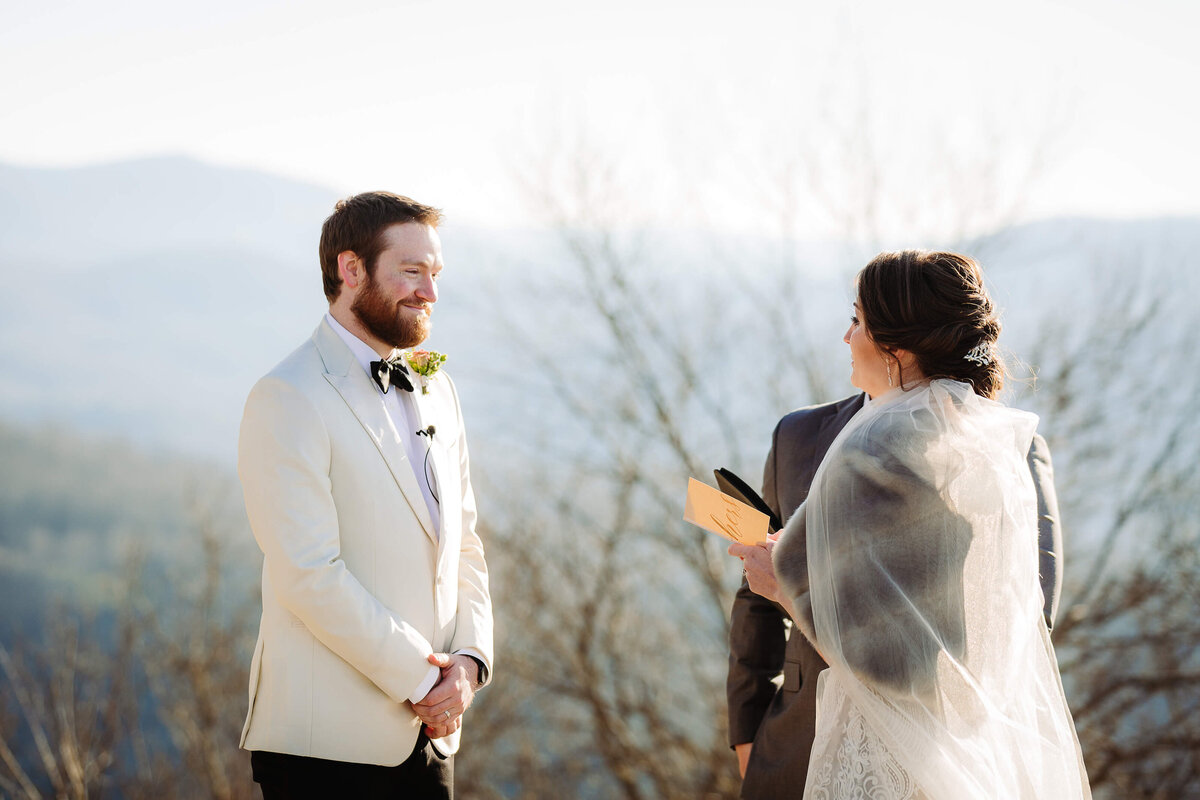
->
[237,192,493,798]
[726,393,1063,799]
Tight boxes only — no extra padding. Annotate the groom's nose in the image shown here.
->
[415,274,438,304]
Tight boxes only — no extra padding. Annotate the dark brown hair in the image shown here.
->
[856,250,1003,399]
[319,192,443,301]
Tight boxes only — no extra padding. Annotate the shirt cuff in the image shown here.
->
[454,647,489,686]
[407,664,440,704]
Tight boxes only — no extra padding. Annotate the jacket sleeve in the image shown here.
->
[445,376,494,683]
[238,376,436,703]
[726,420,789,748]
[786,420,971,697]
[1027,433,1063,629]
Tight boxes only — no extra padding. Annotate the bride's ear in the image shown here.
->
[890,348,918,373]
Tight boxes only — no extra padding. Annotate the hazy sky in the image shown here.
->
[3,0,1197,236]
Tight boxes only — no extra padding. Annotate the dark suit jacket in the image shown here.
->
[726,393,1063,799]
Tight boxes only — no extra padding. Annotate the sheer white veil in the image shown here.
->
[775,379,1090,799]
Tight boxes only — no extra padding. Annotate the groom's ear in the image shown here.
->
[337,250,364,291]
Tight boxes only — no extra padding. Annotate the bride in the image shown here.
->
[756,250,1090,799]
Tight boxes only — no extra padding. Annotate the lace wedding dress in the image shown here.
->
[775,379,1091,800]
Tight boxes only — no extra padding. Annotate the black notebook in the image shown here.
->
[713,468,782,533]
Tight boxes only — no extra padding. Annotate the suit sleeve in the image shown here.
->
[1027,433,1063,629]
[445,376,495,683]
[238,376,436,703]
[726,420,789,748]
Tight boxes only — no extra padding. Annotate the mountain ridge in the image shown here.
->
[2,155,1197,461]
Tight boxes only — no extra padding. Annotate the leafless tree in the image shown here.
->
[123,496,258,800]
[0,494,258,799]
[456,104,1198,800]
[0,614,137,799]
[1014,256,1200,799]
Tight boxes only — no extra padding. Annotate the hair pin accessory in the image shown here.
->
[963,342,994,367]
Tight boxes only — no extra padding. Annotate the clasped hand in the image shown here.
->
[729,533,781,604]
[412,653,478,739]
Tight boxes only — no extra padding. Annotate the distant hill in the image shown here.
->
[0,155,337,268]
[0,418,253,631]
[0,156,535,460]
[1,155,1198,465]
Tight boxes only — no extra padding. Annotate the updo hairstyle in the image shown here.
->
[855,250,1004,399]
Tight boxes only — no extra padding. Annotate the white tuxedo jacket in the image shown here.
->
[237,319,493,764]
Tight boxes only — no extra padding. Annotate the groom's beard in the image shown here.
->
[350,272,431,350]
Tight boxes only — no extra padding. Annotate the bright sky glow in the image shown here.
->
[2,0,1197,236]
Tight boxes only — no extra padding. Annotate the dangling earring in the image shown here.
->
[886,358,893,387]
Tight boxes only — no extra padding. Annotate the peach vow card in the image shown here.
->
[683,478,769,546]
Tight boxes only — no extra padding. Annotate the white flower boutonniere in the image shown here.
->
[404,349,448,395]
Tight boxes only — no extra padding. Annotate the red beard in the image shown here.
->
[350,272,431,350]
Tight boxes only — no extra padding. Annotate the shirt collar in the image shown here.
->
[325,312,400,384]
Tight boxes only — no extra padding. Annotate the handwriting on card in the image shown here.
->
[683,478,769,545]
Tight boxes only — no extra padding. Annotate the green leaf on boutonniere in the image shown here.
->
[404,349,447,394]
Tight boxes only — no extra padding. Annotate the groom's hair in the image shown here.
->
[320,192,444,301]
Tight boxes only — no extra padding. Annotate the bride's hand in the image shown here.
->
[729,534,780,604]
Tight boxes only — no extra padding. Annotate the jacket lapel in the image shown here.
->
[314,320,438,545]
[813,393,866,472]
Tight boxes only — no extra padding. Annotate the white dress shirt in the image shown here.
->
[325,313,482,702]
[326,314,441,532]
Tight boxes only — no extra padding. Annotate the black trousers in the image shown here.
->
[251,732,453,799]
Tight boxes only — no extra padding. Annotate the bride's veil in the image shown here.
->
[782,379,1090,799]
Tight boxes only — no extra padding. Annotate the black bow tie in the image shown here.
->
[369,357,414,394]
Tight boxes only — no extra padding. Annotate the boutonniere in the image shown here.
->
[404,349,448,395]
